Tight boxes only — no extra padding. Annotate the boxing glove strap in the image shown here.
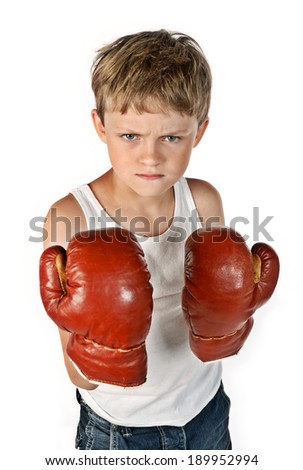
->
[82,337,146,353]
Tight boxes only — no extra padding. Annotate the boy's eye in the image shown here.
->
[164,136,180,143]
[122,134,137,141]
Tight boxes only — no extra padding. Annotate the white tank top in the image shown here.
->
[71,176,222,426]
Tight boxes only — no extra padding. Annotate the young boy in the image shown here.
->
[43,29,232,450]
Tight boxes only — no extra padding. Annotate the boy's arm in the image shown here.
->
[187,178,225,226]
[43,194,98,390]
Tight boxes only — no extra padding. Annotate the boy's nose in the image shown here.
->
[139,142,161,166]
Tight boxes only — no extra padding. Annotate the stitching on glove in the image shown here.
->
[192,329,239,342]
[81,337,146,353]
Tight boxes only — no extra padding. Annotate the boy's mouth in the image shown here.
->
[136,173,164,181]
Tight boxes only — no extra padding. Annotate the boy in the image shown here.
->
[42,29,231,450]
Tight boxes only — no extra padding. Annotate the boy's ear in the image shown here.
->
[193,119,209,147]
[91,109,107,143]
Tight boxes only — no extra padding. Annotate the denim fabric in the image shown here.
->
[75,382,232,450]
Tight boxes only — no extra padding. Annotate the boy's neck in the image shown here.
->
[89,170,175,237]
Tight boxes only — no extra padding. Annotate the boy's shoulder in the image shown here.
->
[48,192,84,219]
[186,177,225,225]
[186,177,222,204]
[44,192,87,249]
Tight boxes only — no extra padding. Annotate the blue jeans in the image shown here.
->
[75,382,232,450]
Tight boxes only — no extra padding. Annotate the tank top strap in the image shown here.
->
[70,184,117,230]
[174,177,202,234]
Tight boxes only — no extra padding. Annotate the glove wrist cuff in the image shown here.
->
[67,334,148,387]
[190,318,254,362]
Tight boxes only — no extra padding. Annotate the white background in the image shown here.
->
[1,0,302,468]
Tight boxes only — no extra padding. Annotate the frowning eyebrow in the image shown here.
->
[113,127,193,135]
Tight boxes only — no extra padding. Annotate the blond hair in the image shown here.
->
[91,29,212,125]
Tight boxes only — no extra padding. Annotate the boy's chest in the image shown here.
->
[141,238,185,300]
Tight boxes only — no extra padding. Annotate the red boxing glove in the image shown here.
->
[39,228,153,386]
[182,226,279,362]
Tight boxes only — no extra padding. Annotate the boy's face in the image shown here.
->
[92,107,208,199]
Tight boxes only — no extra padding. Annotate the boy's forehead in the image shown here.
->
[104,107,198,130]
